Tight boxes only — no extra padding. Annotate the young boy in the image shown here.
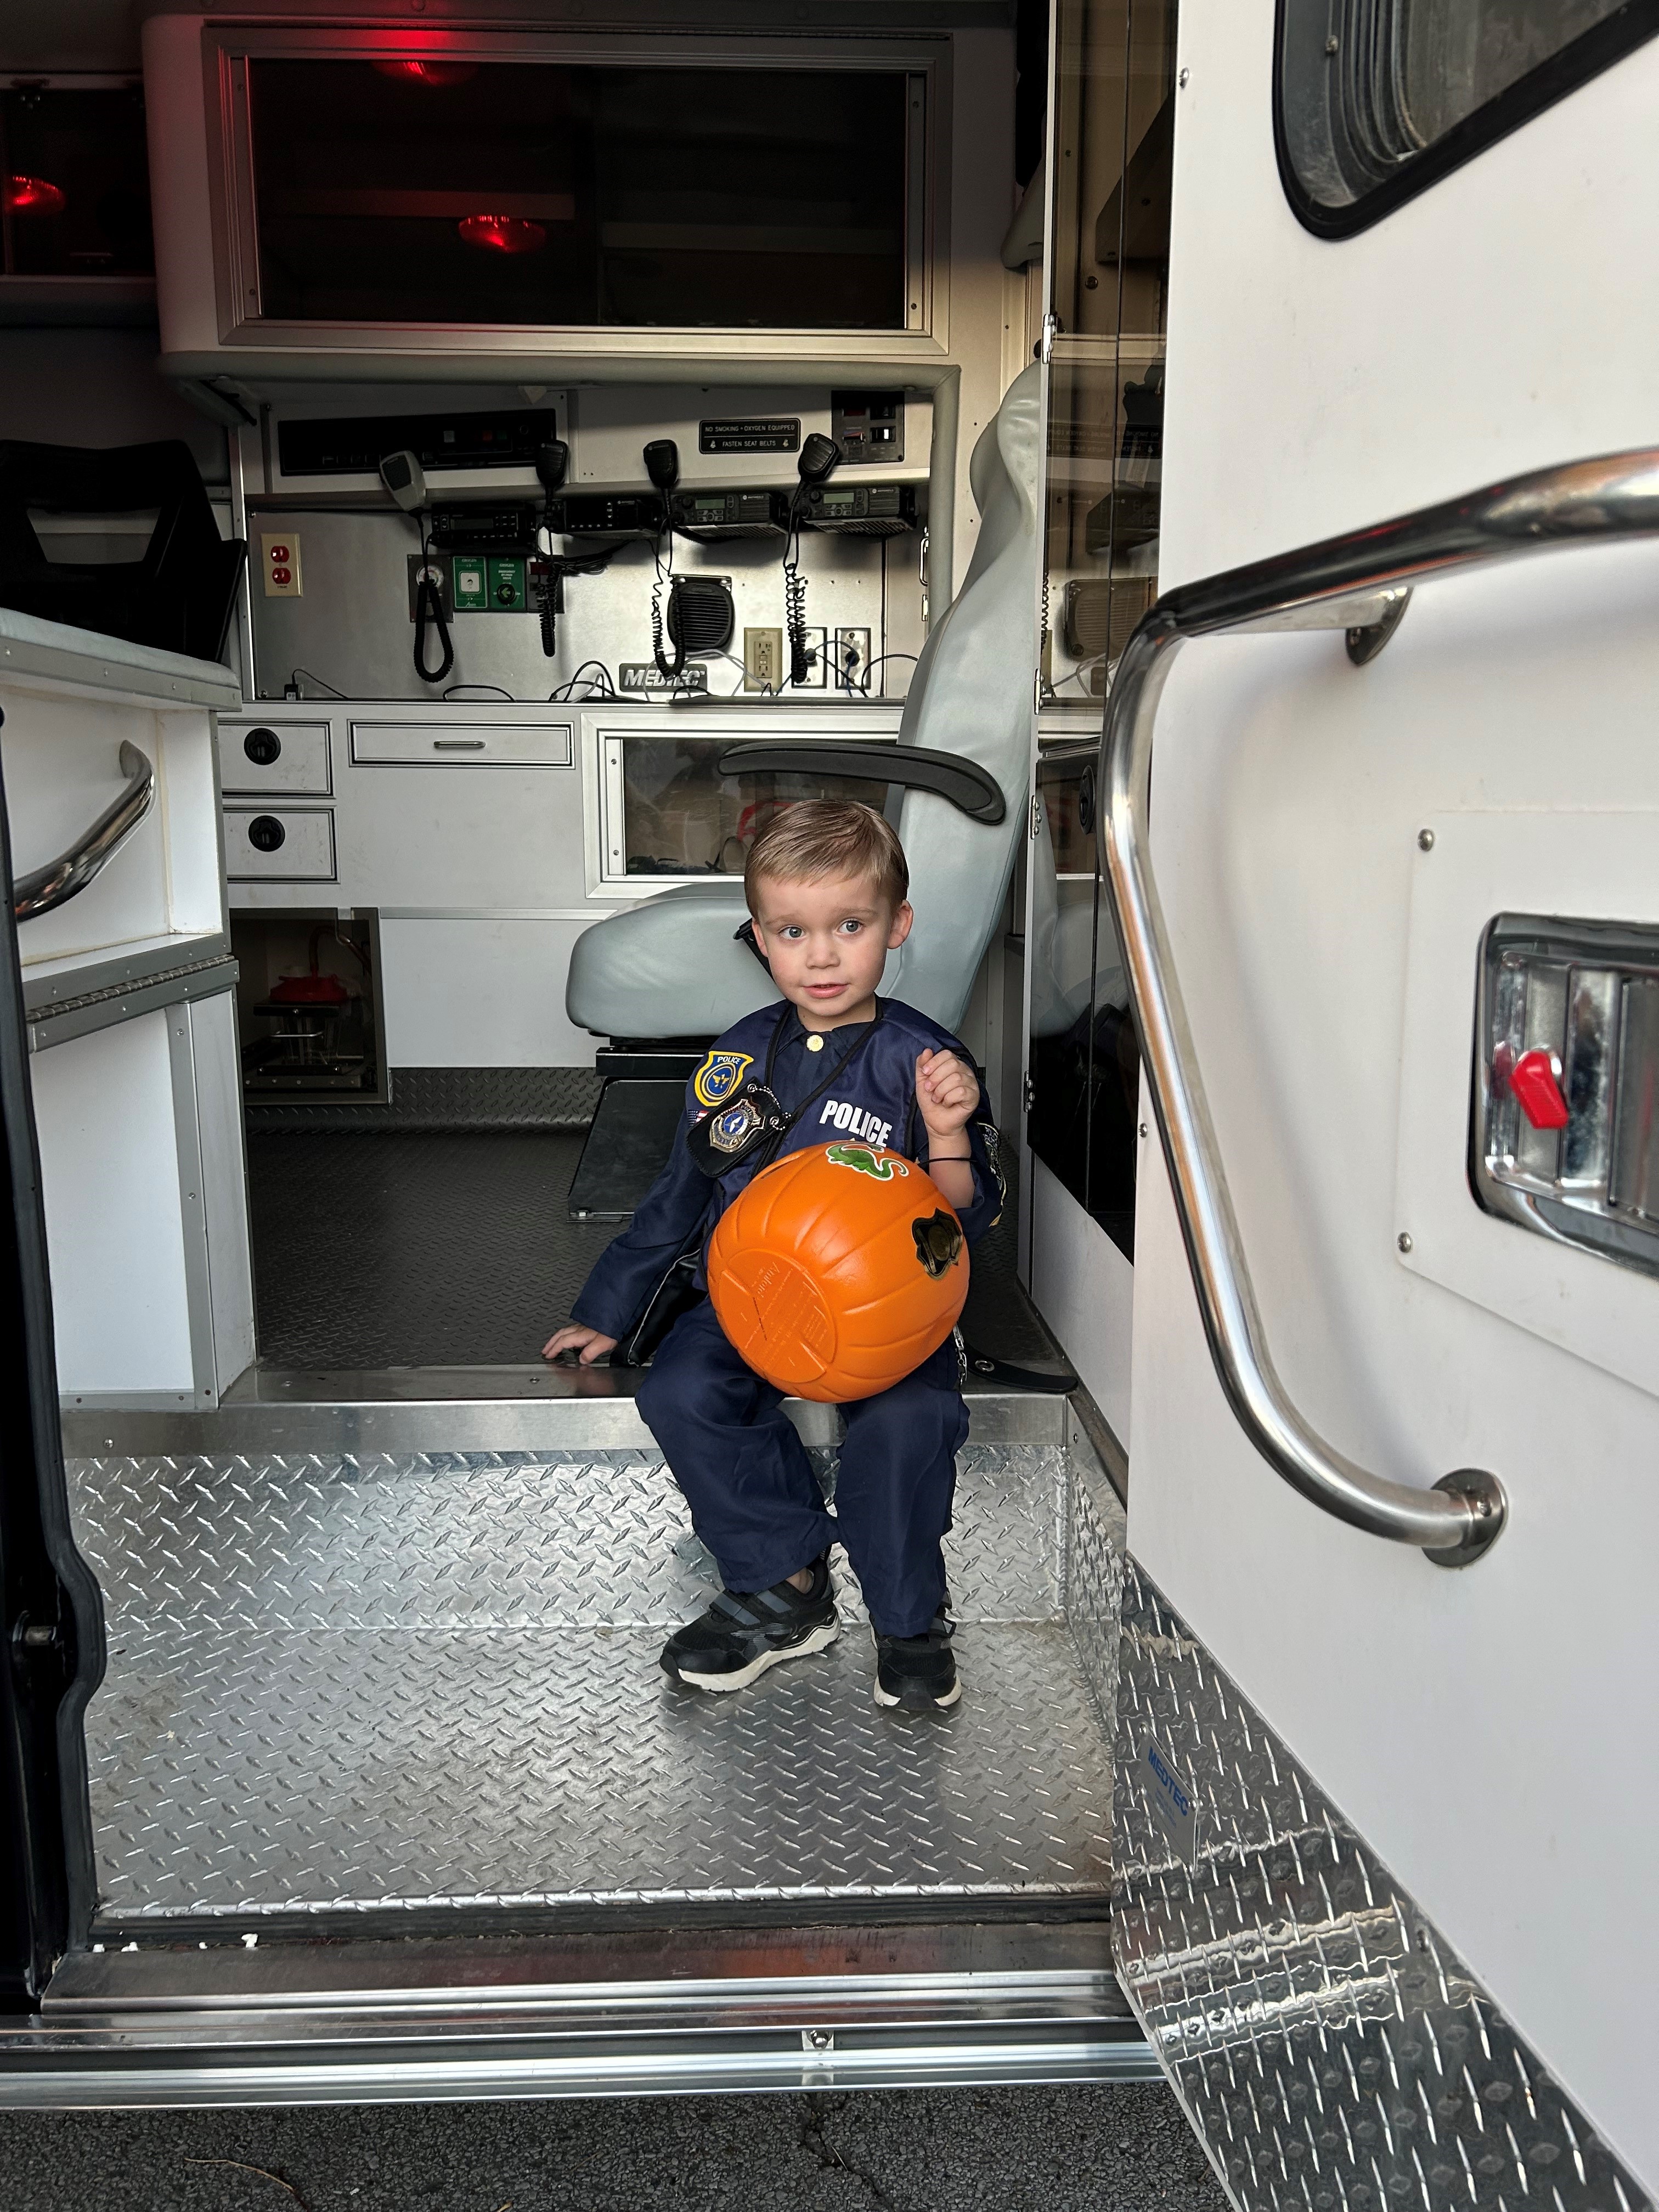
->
[544,800,1001,1712]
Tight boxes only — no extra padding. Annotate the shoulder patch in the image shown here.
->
[693,1050,753,1108]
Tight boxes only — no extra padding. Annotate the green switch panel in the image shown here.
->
[452,554,487,612]
[487,555,527,611]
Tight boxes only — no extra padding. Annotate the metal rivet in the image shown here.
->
[1178,66,1190,86]
[804,2028,834,2052]
[1325,35,1340,52]
[1397,1232,1413,1253]
[1138,1122,1149,1138]
[1417,828,1435,850]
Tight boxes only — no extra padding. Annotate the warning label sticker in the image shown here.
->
[698,418,802,455]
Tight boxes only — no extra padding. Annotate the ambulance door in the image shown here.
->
[1105,9,1659,2211]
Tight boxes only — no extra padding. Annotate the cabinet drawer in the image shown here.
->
[221,719,332,795]
[224,805,336,881]
[348,720,573,769]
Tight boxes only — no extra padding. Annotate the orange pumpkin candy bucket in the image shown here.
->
[706,1141,969,1403]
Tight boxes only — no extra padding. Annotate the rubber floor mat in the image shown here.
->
[248,1130,618,1367]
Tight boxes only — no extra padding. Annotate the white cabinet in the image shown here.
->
[349,720,572,769]
[1,608,254,1407]
[224,804,337,881]
[220,718,331,794]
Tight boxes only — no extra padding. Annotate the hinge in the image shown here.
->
[1022,1071,1035,1114]
[1029,792,1042,841]
[1039,310,1061,365]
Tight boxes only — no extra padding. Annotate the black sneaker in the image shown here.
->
[873,1607,960,1711]
[661,1556,839,1692]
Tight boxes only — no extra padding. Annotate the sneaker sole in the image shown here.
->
[873,1675,962,1711]
[673,1616,840,1692]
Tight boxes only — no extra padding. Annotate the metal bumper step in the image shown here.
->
[7,1923,1157,2105]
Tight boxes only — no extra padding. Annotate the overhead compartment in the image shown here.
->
[142,18,948,383]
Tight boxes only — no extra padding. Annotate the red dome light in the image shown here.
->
[371,60,478,87]
[457,213,545,256]
[4,176,66,216]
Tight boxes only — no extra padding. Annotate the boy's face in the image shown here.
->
[749,870,913,1026]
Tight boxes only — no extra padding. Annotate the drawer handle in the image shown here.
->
[247,815,286,853]
[244,727,282,766]
[433,738,487,751]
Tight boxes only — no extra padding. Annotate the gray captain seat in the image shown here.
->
[565,363,1041,1042]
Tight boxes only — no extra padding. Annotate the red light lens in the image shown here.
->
[4,176,66,216]
[371,60,478,87]
[457,213,545,256]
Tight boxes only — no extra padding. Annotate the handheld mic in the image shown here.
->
[379,449,428,514]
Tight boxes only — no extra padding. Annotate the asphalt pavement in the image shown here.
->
[0,2081,1231,2211]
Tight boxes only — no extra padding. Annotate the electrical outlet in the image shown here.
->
[261,531,301,597]
[744,627,785,691]
[833,626,872,692]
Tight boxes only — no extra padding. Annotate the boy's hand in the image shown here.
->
[542,1324,618,1366]
[915,1048,979,1141]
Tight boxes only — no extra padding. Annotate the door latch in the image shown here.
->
[1475,914,1659,1279]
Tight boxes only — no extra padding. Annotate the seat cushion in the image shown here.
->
[565,882,781,1039]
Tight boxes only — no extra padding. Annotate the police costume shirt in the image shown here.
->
[570,997,1001,1344]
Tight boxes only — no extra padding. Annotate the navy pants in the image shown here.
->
[636,1298,968,1639]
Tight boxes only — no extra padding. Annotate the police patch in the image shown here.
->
[693,1050,753,1108]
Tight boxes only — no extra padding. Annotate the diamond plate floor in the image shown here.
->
[88,1623,1113,1922]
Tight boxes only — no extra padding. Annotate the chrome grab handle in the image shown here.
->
[14,741,156,924]
[433,738,487,751]
[1101,446,1659,1563]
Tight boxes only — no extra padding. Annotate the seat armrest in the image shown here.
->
[714,741,1007,826]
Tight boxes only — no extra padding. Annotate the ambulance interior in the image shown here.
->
[0,2,1170,2056]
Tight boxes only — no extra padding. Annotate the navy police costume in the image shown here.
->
[571,997,1001,1637]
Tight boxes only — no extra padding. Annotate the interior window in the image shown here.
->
[246,60,911,330]
[0,86,153,277]
[1278,0,1657,232]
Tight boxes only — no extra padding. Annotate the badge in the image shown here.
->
[686,1081,788,1177]
[710,1097,763,1154]
[693,1050,753,1108]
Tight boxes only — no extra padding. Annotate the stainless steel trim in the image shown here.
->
[59,1374,1075,1457]
[22,931,230,1013]
[0,2034,1160,2108]
[28,952,239,1054]
[0,608,242,709]
[1097,447,1659,1559]
[19,1927,1156,2099]
[13,740,155,922]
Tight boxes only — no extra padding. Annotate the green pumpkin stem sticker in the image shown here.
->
[825,1143,910,1181]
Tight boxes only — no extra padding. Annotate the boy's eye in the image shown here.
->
[838,919,862,936]
[778,925,804,940]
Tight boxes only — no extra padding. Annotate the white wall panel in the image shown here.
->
[1030,1154,1132,1448]
[32,1013,195,1397]
[378,917,603,1068]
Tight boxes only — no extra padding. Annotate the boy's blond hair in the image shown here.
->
[744,800,909,912]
